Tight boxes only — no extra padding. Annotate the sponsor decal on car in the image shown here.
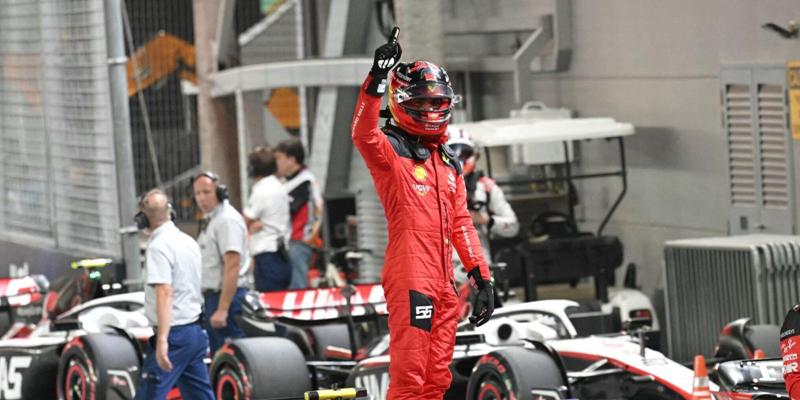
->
[0,356,31,399]
[258,284,386,320]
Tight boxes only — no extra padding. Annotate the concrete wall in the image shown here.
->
[466,0,800,297]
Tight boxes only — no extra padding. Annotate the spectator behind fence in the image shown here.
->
[274,139,324,289]
[134,189,214,400]
[243,146,292,292]
[192,171,250,355]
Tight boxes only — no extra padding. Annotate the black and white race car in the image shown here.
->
[0,277,781,400]
[0,292,149,400]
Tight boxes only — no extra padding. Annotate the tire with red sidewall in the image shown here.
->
[57,333,140,400]
[466,347,566,400]
[210,337,311,400]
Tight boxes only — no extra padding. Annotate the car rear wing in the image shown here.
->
[247,284,387,325]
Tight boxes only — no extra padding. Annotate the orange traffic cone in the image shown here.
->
[692,355,712,400]
[754,348,765,359]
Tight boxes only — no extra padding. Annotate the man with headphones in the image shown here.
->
[135,189,214,400]
[243,146,292,292]
[192,171,250,355]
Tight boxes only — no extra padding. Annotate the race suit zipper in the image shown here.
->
[432,154,449,282]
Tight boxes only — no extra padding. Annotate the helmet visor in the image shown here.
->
[394,83,460,111]
[449,143,475,161]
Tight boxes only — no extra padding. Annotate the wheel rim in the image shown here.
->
[65,360,89,400]
[477,376,508,400]
[216,368,244,400]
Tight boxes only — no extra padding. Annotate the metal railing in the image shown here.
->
[664,234,800,362]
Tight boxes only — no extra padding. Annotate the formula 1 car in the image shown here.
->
[0,253,749,400]
[0,260,149,400]
[229,286,790,400]
[210,285,678,400]
[0,291,148,400]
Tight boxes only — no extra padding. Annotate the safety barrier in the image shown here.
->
[664,234,800,362]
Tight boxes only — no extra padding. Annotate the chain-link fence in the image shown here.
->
[124,0,262,221]
[0,0,268,257]
[0,0,121,257]
[123,0,198,219]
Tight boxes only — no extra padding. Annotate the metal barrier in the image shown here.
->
[0,0,122,257]
[664,234,800,362]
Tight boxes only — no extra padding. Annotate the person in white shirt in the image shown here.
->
[134,189,213,400]
[193,171,250,355]
[243,146,292,292]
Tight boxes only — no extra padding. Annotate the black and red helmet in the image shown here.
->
[388,60,461,137]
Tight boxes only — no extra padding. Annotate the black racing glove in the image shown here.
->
[468,268,494,326]
[366,27,401,96]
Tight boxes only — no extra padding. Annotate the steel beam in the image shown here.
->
[209,58,371,98]
[512,21,551,105]
[105,0,141,283]
[308,0,351,194]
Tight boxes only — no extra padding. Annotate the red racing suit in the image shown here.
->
[782,305,800,398]
[351,76,490,399]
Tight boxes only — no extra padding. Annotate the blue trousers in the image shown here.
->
[254,251,292,292]
[203,287,247,355]
[134,323,214,400]
[288,241,314,289]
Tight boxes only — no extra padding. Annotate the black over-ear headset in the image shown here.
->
[191,171,229,202]
[135,193,176,230]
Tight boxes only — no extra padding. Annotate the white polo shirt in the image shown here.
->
[197,201,251,291]
[243,175,291,256]
[144,221,203,326]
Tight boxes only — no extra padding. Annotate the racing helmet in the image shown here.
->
[446,126,479,175]
[388,60,461,137]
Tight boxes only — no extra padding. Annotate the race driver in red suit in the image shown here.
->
[351,28,494,399]
[781,305,800,398]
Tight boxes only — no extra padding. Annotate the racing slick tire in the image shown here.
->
[466,347,567,400]
[57,333,140,400]
[211,337,311,400]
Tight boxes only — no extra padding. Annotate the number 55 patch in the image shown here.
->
[410,290,433,332]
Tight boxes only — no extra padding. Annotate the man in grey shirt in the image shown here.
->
[193,171,250,354]
[135,189,214,400]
